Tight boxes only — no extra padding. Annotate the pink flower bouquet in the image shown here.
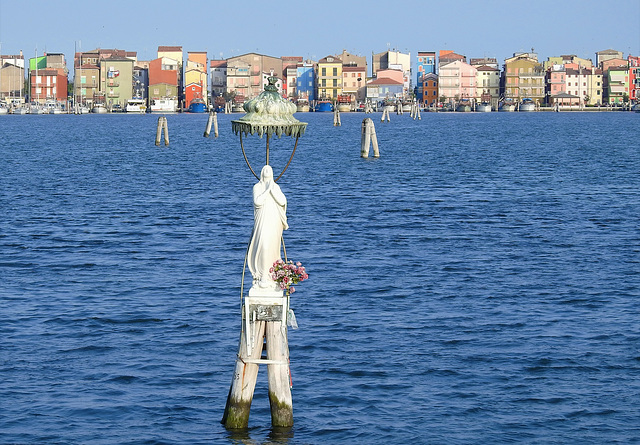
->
[270,259,309,296]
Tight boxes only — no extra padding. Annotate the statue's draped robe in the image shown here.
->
[248,168,288,287]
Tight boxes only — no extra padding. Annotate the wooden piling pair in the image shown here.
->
[381,106,391,122]
[222,291,293,429]
[361,118,380,158]
[333,108,341,126]
[155,116,169,146]
[204,111,219,138]
[410,103,421,120]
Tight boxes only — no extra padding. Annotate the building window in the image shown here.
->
[333,68,337,76]
[322,68,326,76]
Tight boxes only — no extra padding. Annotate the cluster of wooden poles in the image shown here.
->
[154,111,220,146]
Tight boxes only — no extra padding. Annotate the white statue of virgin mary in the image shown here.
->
[247,165,288,289]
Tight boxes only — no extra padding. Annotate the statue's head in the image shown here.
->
[260,165,273,181]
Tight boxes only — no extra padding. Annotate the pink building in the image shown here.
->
[438,60,477,103]
[548,66,566,97]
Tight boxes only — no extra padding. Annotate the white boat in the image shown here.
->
[12,106,28,114]
[296,101,310,112]
[499,100,516,112]
[30,104,47,114]
[337,103,351,112]
[476,102,492,112]
[126,98,147,113]
[92,103,108,114]
[0,106,8,115]
[150,98,178,113]
[519,98,536,112]
[44,101,63,114]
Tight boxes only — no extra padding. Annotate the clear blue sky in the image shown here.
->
[1,0,638,71]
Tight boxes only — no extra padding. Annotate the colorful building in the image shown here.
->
[416,51,436,103]
[148,56,179,111]
[296,61,316,102]
[342,65,366,102]
[372,49,411,96]
[586,68,604,105]
[209,60,227,99]
[544,55,593,71]
[0,53,25,102]
[28,53,68,104]
[607,65,629,104]
[282,56,303,100]
[418,72,438,106]
[365,77,404,103]
[100,55,134,108]
[317,55,342,100]
[629,55,639,103]
[438,59,477,104]
[502,52,545,104]
[475,65,500,107]
[185,51,208,108]
[226,53,283,99]
[596,49,623,68]
[74,51,100,106]
[157,46,183,106]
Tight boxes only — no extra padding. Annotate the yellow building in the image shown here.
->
[185,51,208,106]
[317,56,342,100]
[503,53,545,103]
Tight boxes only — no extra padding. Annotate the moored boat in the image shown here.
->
[187,97,207,113]
[0,105,9,115]
[499,100,516,112]
[150,98,178,113]
[336,94,352,112]
[91,103,108,114]
[519,98,536,112]
[314,100,333,112]
[44,101,63,114]
[456,100,472,112]
[476,102,492,112]
[296,100,310,112]
[126,98,147,113]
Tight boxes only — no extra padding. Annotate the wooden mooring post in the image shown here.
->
[361,117,380,158]
[155,116,169,146]
[333,108,341,126]
[381,106,391,122]
[222,289,293,429]
[204,111,219,138]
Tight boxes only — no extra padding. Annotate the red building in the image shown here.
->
[419,72,438,106]
[30,68,68,103]
[629,55,639,103]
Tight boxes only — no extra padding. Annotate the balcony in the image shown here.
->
[107,92,120,98]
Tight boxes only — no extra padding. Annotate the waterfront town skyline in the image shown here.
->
[0,0,638,71]
[1,44,638,115]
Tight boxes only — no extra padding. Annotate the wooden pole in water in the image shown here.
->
[204,111,214,137]
[155,116,163,146]
[333,108,341,126]
[361,118,371,158]
[265,319,293,426]
[222,319,266,428]
[162,116,169,146]
[213,112,219,137]
[369,118,379,157]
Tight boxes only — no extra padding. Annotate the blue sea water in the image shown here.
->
[1,111,639,444]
